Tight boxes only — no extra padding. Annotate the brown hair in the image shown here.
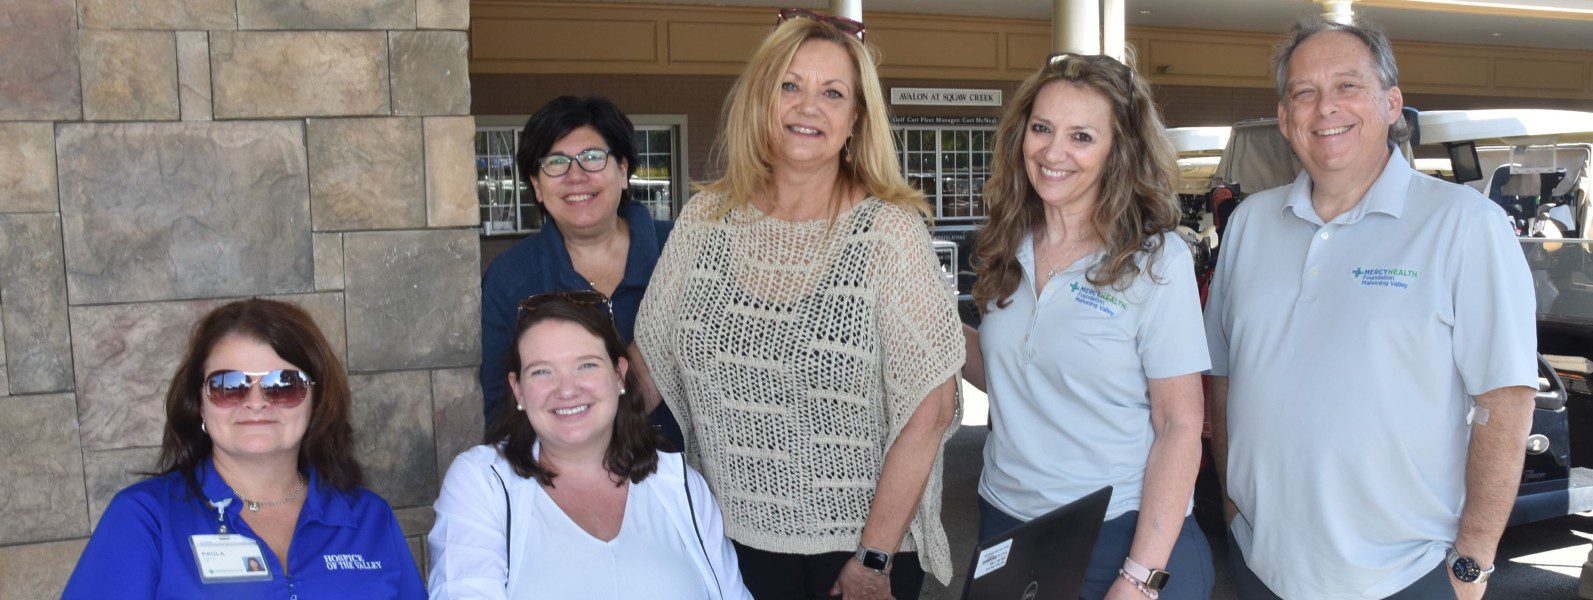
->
[488,298,658,487]
[972,53,1181,310]
[156,298,361,496]
[701,16,927,220]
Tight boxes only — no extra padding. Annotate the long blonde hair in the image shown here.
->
[972,54,1180,311]
[702,17,926,219]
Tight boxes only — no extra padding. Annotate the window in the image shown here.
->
[895,126,996,223]
[474,115,689,235]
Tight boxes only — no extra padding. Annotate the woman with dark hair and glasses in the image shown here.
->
[962,53,1214,599]
[63,299,424,599]
[636,11,963,600]
[480,95,682,451]
[430,292,751,599]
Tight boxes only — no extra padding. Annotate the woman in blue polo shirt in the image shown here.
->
[63,299,424,599]
[479,95,682,450]
[965,53,1214,599]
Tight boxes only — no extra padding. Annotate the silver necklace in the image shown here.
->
[1043,233,1090,281]
[237,473,307,512]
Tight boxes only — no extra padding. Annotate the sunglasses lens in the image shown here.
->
[205,371,251,407]
[260,370,311,408]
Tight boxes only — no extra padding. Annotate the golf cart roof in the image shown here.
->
[1167,127,1231,156]
[1417,109,1593,146]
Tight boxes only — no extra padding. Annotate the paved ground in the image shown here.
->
[917,384,1593,599]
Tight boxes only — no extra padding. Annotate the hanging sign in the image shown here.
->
[890,87,1002,107]
[890,116,998,126]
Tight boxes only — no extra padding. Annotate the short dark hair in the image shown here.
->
[1272,16,1410,144]
[487,297,658,487]
[515,95,640,206]
[156,299,361,496]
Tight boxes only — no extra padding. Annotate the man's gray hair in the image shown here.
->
[1271,16,1411,144]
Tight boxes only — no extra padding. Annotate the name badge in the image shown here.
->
[191,534,273,583]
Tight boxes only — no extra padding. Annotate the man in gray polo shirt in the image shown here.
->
[1204,17,1537,600]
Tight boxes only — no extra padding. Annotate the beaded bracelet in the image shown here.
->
[1119,568,1161,599]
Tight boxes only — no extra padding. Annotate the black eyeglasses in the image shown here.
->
[1044,52,1138,116]
[536,148,611,177]
[777,8,866,42]
[517,290,616,325]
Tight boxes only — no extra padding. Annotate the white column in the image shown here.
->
[1054,0,1100,54]
[1102,0,1125,61]
[830,0,862,23]
[1319,0,1355,24]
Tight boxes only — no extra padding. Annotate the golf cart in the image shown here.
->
[1416,109,1593,525]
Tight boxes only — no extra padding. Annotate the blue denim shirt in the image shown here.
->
[478,200,680,447]
[63,458,424,600]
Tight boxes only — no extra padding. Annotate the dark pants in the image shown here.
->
[733,541,924,599]
[978,497,1215,600]
[1226,533,1456,600]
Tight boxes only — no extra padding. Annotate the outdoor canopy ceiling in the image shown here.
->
[593,0,1593,51]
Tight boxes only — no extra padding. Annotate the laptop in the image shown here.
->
[960,486,1112,600]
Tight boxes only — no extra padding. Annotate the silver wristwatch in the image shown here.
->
[1445,548,1494,584]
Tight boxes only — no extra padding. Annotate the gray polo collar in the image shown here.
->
[1281,147,1413,226]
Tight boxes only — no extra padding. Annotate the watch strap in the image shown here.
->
[1122,556,1171,591]
[1445,548,1495,583]
[855,546,891,572]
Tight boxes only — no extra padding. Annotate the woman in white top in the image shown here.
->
[963,53,1214,599]
[428,292,750,599]
[635,12,963,600]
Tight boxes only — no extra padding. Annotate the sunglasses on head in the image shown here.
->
[777,8,866,42]
[1044,52,1139,116]
[517,290,616,325]
[203,369,314,408]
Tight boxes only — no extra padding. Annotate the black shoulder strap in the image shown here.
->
[489,465,512,575]
[682,454,722,599]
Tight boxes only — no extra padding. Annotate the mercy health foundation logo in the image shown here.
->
[1069,281,1126,316]
[323,554,384,571]
[1351,267,1419,289]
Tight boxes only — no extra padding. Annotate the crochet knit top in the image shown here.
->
[636,191,965,583]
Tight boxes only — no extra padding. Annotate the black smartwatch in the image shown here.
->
[1445,548,1494,584]
[855,546,892,573]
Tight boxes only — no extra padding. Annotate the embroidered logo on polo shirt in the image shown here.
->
[1351,267,1419,289]
[323,554,384,571]
[1069,281,1126,316]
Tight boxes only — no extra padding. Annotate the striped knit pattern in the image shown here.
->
[637,191,965,584]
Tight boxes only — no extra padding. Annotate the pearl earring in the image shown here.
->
[516,404,524,412]
[200,421,207,433]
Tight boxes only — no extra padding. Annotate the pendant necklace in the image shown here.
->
[237,473,307,512]
[1044,232,1089,282]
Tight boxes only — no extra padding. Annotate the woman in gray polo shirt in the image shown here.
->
[965,53,1213,599]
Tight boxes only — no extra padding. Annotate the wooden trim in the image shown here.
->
[1356,0,1593,22]
[469,1,1593,99]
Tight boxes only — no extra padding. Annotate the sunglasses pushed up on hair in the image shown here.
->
[777,8,866,42]
[517,290,616,325]
[203,369,315,408]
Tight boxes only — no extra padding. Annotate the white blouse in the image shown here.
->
[520,481,709,599]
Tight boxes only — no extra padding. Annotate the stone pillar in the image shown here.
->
[0,0,479,596]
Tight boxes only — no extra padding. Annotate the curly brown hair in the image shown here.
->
[156,298,361,497]
[972,53,1181,311]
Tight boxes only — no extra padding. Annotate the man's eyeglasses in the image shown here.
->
[517,290,616,325]
[203,369,314,408]
[777,8,865,42]
[537,148,612,177]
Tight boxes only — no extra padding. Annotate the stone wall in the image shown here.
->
[0,1,479,597]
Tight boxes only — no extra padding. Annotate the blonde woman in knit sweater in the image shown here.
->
[635,12,964,600]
